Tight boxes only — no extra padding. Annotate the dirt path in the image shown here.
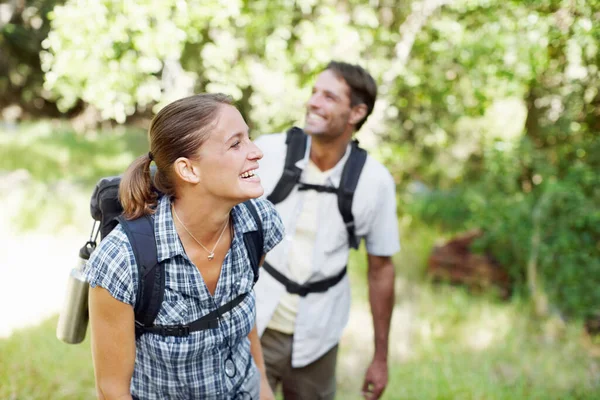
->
[337,279,416,397]
[0,170,85,338]
[0,231,81,338]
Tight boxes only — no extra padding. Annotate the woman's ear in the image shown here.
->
[173,157,201,184]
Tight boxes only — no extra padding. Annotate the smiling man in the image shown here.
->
[254,61,400,400]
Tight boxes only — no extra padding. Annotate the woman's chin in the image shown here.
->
[247,185,264,199]
[237,183,264,201]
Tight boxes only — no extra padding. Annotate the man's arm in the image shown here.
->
[362,254,395,400]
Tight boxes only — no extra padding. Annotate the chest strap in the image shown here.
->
[297,182,338,193]
[136,292,248,337]
[263,262,347,297]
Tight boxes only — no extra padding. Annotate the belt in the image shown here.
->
[263,262,347,297]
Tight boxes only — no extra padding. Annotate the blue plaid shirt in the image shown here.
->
[84,196,284,399]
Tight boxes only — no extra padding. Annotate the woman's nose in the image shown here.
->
[249,141,263,160]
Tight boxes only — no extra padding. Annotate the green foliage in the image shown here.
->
[410,137,600,320]
[40,0,410,129]
[0,121,147,233]
[396,0,600,321]
[0,0,66,115]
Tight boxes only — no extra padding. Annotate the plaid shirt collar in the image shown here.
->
[153,195,258,263]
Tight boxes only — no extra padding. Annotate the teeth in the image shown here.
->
[307,113,325,122]
[240,170,256,178]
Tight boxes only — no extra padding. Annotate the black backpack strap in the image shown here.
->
[298,182,337,193]
[263,261,347,297]
[116,215,164,339]
[267,127,308,205]
[242,200,264,285]
[140,292,249,337]
[337,140,367,249]
[116,201,265,339]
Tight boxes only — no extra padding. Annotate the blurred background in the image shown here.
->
[1,0,599,399]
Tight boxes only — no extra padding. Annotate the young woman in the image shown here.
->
[83,93,284,399]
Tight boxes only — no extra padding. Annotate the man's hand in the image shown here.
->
[260,374,275,400]
[363,254,394,399]
[361,358,388,400]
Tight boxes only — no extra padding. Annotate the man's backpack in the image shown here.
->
[267,127,367,249]
[261,127,367,298]
[87,175,264,339]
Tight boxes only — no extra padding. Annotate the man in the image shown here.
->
[254,61,399,400]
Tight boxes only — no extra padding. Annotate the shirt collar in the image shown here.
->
[154,195,185,263]
[295,137,352,188]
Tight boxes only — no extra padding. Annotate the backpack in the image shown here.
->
[88,175,263,338]
[261,127,366,297]
[267,127,367,249]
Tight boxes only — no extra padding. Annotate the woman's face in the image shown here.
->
[195,104,264,202]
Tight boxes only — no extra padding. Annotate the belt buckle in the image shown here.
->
[164,325,190,337]
[287,281,309,297]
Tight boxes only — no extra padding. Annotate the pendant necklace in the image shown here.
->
[172,205,229,261]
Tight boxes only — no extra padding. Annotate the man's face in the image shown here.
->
[304,69,353,140]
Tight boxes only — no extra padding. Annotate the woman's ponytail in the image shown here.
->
[119,152,158,220]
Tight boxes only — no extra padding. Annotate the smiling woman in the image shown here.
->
[82,93,285,400]
[184,103,265,203]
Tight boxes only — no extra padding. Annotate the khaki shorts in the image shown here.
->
[261,328,338,400]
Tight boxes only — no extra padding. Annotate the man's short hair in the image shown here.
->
[325,61,377,131]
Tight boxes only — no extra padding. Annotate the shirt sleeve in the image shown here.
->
[364,171,401,257]
[82,226,137,306]
[253,198,285,254]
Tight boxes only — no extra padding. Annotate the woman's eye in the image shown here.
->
[231,141,241,148]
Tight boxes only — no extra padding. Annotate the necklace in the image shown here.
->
[172,205,229,261]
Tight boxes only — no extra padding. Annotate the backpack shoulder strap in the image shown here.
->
[337,140,367,249]
[242,200,264,285]
[267,127,308,205]
[116,215,164,339]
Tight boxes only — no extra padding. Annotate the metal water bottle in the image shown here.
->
[56,241,95,344]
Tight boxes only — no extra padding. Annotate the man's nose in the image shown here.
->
[307,93,321,109]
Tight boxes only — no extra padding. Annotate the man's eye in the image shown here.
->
[231,141,241,148]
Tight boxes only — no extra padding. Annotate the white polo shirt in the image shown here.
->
[254,132,400,368]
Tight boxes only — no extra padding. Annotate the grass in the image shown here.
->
[0,120,147,186]
[1,121,599,399]
[3,286,598,399]
[0,120,147,233]
[335,274,600,399]
[0,317,95,400]
[380,287,599,400]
